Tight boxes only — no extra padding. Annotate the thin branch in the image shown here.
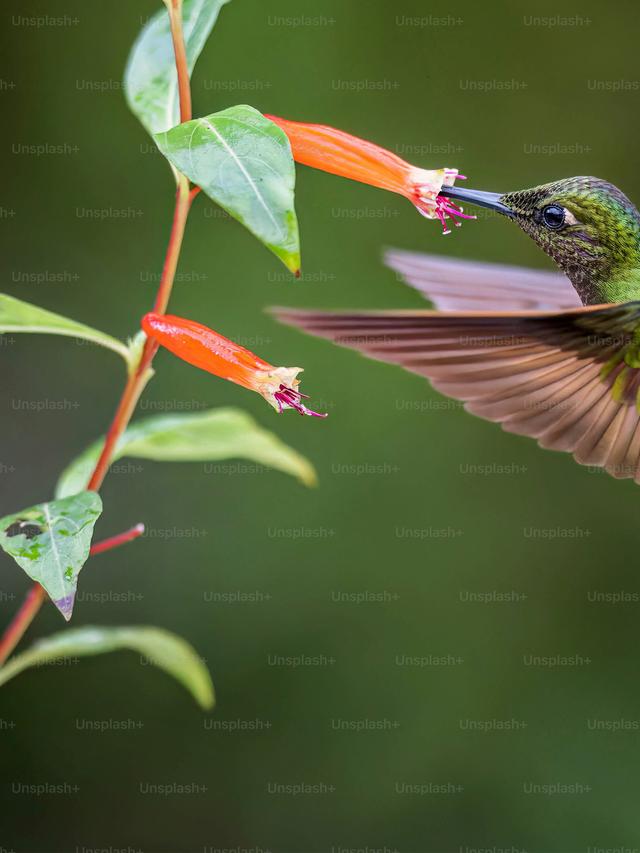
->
[168,0,192,124]
[89,523,145,556]
[0,586,46,667]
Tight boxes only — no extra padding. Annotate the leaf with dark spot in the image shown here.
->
[0,493,103,620]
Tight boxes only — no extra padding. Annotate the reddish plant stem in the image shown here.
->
[0,586,46,667]
[89,523,145,557]
[153,176,192,315]
[0,2,195,668]
[86,361,150,493]
[86,174,192,494]
[168,0,192,124]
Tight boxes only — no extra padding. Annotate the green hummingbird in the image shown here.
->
[274,177,640,482]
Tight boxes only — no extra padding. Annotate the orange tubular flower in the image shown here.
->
[142,313,327,418]
[265,115,473,234]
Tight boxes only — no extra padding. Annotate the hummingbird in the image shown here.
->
[273,177,640,482]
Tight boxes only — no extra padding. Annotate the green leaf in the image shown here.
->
[0,492,103,621]
[0,625,214,709]
[155,105,301,273]
[56,408,316,499]
[125,0,231,137]
[0,293,131,366]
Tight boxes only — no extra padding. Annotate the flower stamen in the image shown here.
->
[274,384,327,418]
[432,197,477,235]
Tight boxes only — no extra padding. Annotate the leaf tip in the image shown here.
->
[199,689,216,711]
[275,249,301,278]
[299,462,319,488]
[55,593,75,622]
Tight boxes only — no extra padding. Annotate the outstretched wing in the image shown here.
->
[385,248,582,312]
[273,303,640,482]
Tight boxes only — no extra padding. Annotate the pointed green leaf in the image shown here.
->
[0,625,214,709]
[56,407,316,499]
[155,105,301,273]
[125,0,231,137]
[0,294,130,365]
[0,492,103,620]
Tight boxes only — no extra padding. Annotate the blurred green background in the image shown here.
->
[2,1,640,851]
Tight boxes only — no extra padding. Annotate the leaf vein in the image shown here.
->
[197,117,280,233]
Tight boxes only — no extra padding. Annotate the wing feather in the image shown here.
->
[273,304,640,482]
[385,248,582,312]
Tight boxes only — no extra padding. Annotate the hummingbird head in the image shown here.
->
[440,177,640,304]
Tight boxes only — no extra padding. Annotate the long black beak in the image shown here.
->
[439,185,515,218]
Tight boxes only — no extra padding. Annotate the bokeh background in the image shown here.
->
[2,1,640,851]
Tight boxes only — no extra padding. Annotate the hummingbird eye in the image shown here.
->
[541,204,566,230]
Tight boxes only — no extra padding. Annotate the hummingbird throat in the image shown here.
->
[518,222,640,306]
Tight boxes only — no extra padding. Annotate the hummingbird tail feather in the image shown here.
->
[272,302,640,482]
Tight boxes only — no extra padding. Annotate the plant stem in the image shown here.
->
[0,586,46,667]
[154,176,192,314]
[0,1,195,668]
[89,523,145,557]
[86,366,148,493]
[168,0,191,124]
[87,176,192,492]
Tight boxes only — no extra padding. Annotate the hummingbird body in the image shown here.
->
[274,176,640,483]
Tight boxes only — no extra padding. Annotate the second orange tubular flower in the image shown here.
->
[142,313,326,418]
